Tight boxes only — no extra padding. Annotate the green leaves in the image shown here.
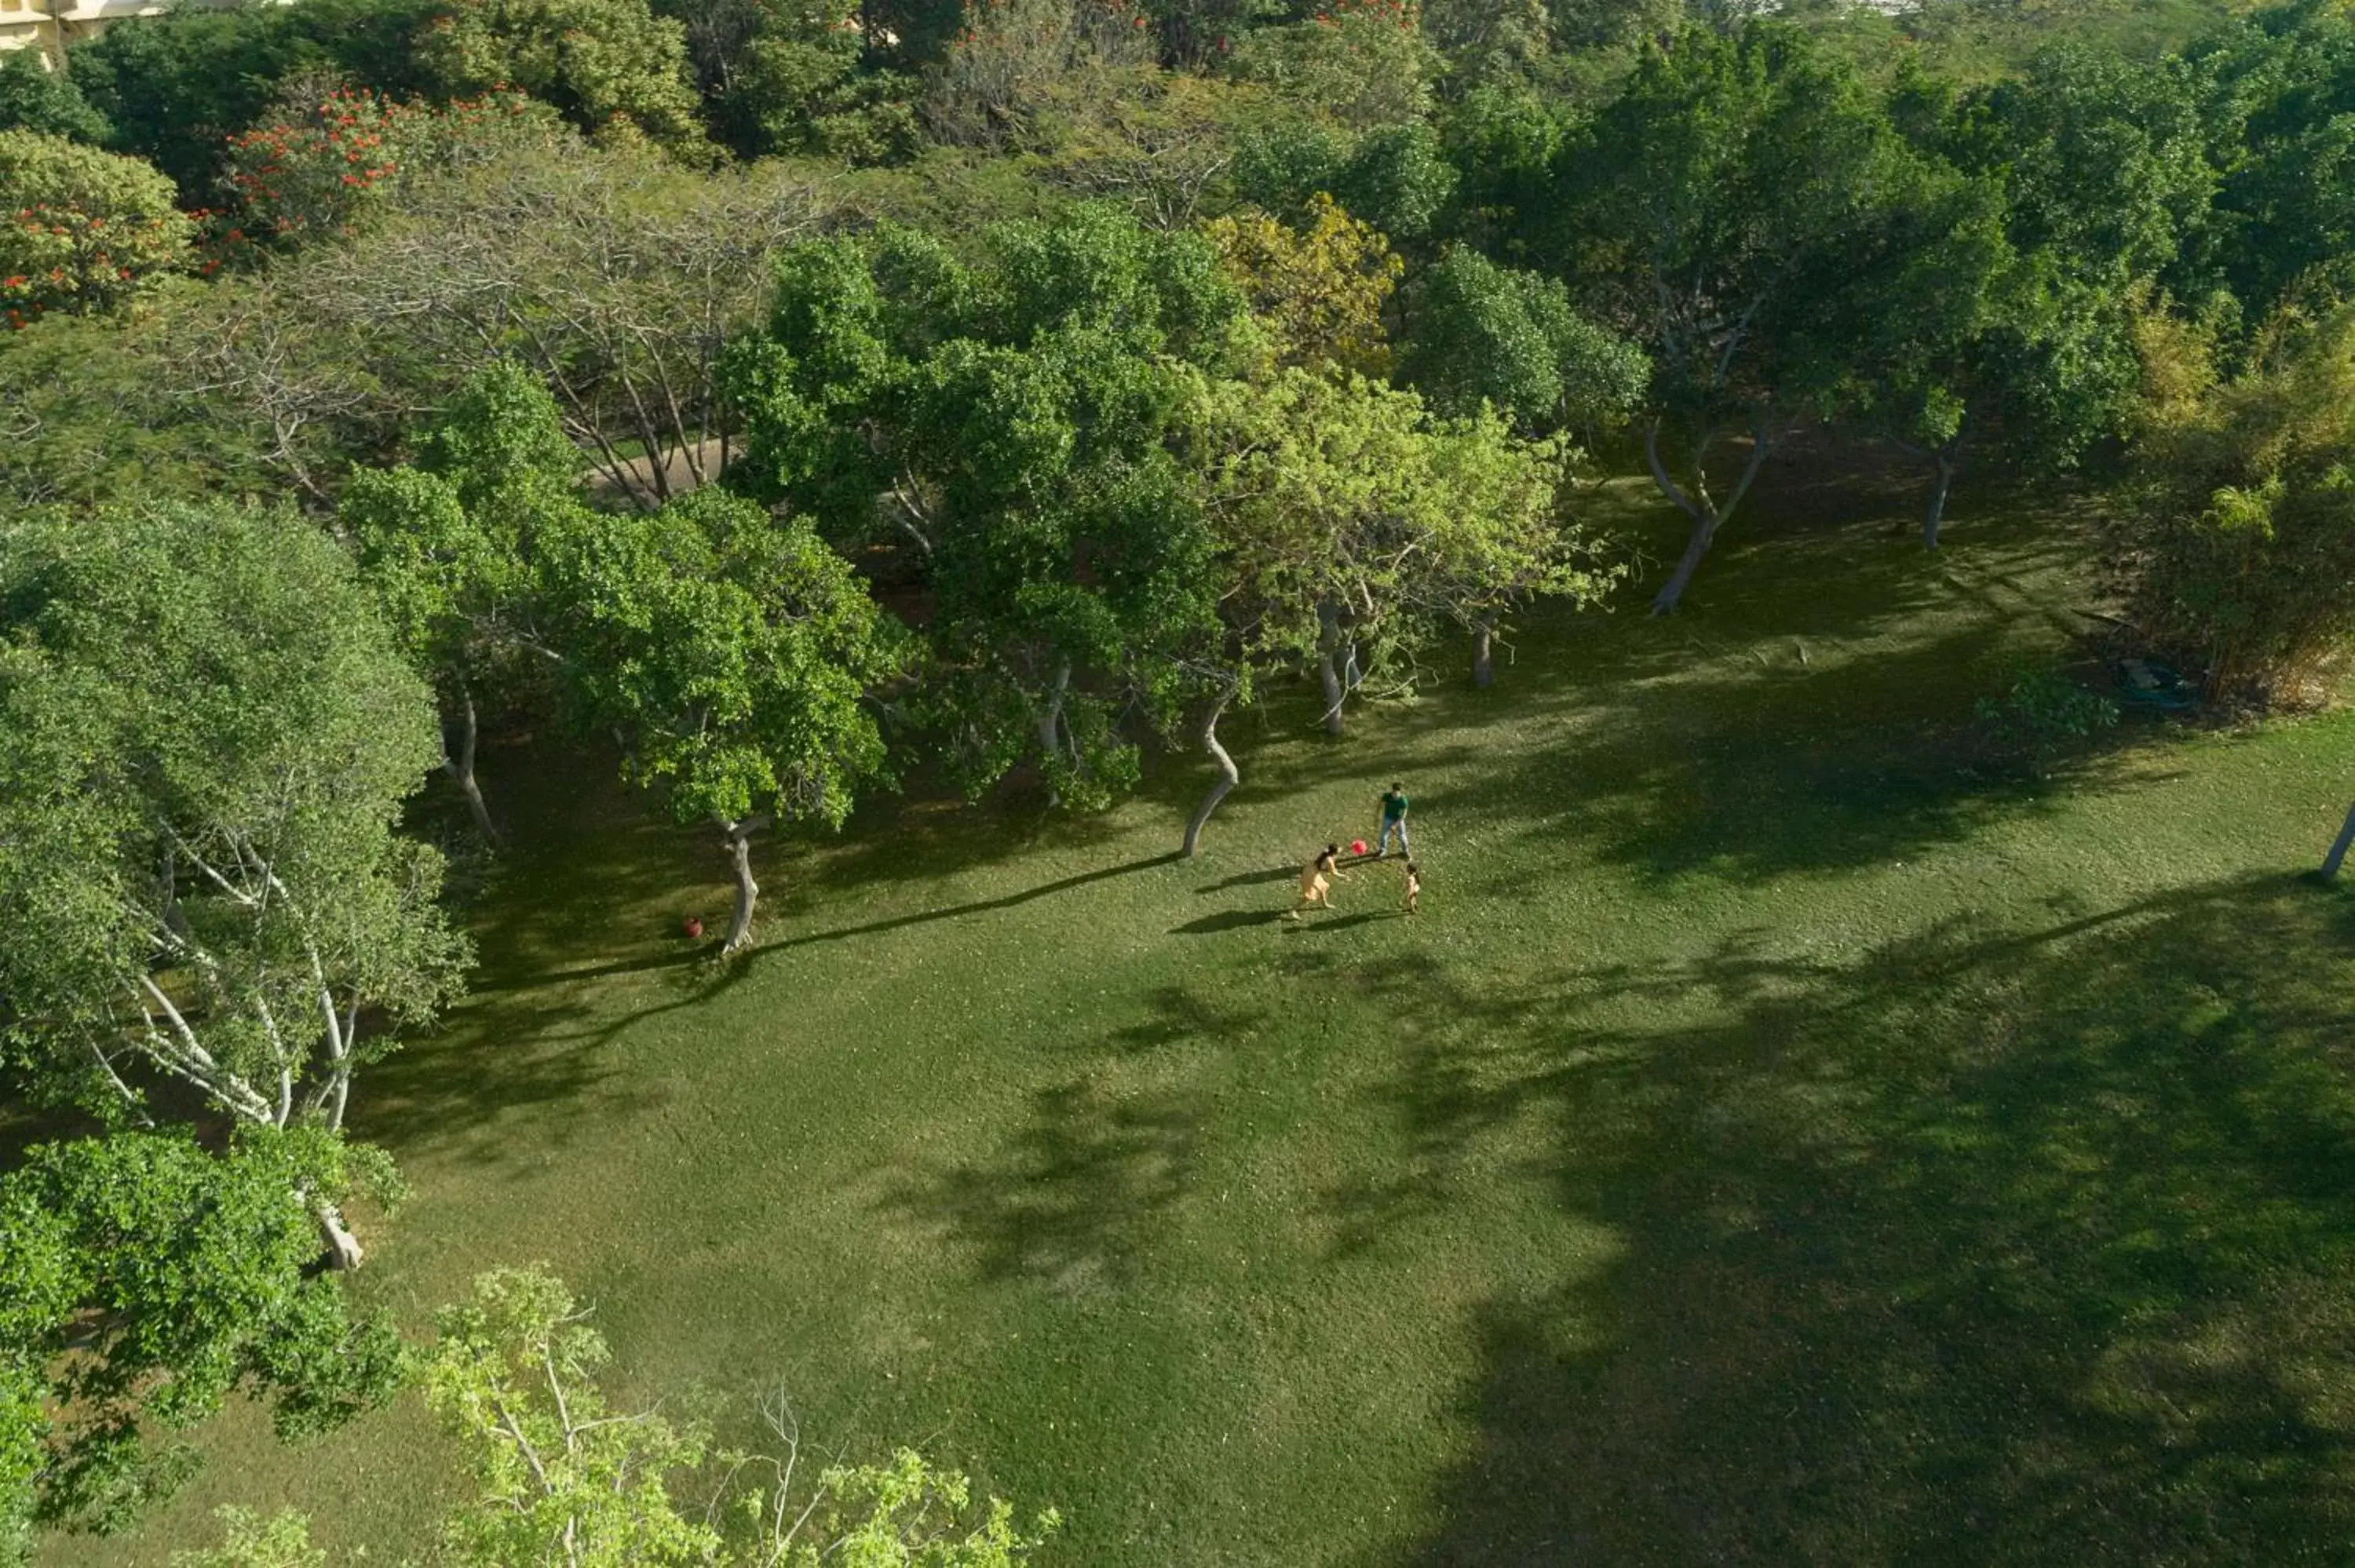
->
[0,1130,407,1546]
[344,361,577,676]
[422,1265,1056,1568]
[728,205,1240,808]
[414,0,706,146]
[1400,245,1646,435]
[0,129,194,326]
[2130,300,2355,700]
[0,52,111,144]
[546,487,900,830]
[0,501,466,1132]
[1190,366,1610,688]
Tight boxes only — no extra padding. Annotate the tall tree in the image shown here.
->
[0,1131,406,1553]
[1397,244,1648,440]
[1203,191,1403,380]
[1552,23,1916,611]
[262,143,832,506]
[0,502,469,1262]
[1957,46,2221,306]
[726,204,1243,811]
[543,488,903,952]
[412,0,708,147]
[1178,368,1614,849]
[342,362,584,840]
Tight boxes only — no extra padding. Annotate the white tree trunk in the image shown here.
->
[1924,449,1956,551]
[1316,602,1346,735]
[314,1199,364,1271]
[1473,620,1495,687]
[721,818,766,954]
[1181,684,1240,859]
[1036,661,1070,806]
[444,683,497,841]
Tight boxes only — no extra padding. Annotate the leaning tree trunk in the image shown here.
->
[314,1200,365,1271]
[444,681,497,841]
[1317,603,1346,735]
[1645,415,1774,615]
[720,816,769,953]
[1923,447,1957,551]
[1473,619,1495,687]
[2324,800,2355,880]
[1181,683,1241,859]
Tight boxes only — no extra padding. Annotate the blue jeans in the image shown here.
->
[1378,818,1410,856]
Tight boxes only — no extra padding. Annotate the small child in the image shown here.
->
[1402,861,1420,916]
[1289,843,1347,918]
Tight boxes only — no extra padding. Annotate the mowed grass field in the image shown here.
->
[46,472,2355,1566]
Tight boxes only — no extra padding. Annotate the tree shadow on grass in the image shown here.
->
[1108,986,1269,1055]
[1338,875,2355,1564]
[885,1076,1207,1299]
[763,854,1180,952]
[1283,910,1399,933]
[1448,582,2164,889]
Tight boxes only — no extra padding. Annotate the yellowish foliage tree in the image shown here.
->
[1203,191,1401,378]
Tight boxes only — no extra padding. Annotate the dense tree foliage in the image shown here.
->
[0,130,192,324]
[0,1129,404,1551]
[2130,301,2355,701]
[0,52,111,144]
[545,486,903,948]
[341,361,583,837]
[728,204,1243,810]
[0,504,466,1169]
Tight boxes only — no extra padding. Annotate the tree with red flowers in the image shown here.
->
[215,85,559,259]
[0,130,192,326]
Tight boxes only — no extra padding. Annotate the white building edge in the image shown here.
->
[0,0,282,69]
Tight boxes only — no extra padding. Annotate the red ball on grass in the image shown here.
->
[1351,839,1368,856]
[683,915,705,940]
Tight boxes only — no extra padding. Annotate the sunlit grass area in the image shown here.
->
[49,474,2355,1566]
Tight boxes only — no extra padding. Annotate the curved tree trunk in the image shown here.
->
[721,816,769,954]
[2324,800,2355,880]
[1473,620,1495,687]
[1181,684,1241,859]
[1645,414,1774,615]
[1924,449,1956,551]
[443,681,496,841]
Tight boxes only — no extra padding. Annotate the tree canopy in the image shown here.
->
[727,204,1243,811]
[0,1129,404,1551]
[0,502,466,1144]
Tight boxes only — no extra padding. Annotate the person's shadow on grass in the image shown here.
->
[1283,911,1397,933]
[1194,866,1298,895]
[1173,910,1291,934]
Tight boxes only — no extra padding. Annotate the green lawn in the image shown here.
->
[47,474,2355,1566]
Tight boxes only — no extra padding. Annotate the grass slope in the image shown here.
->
[47,478,2355,1566]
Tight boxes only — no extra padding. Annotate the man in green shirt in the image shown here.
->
[1375,782,1411,859]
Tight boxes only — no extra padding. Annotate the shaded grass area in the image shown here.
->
[41,477,2355,1566]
